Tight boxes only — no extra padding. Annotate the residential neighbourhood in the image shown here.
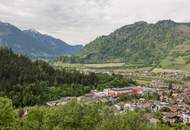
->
[45,77,190,126]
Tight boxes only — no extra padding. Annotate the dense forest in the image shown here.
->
[0,47,136,107]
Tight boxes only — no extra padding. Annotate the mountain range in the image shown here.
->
[2,20,190,71]
[0,21,82,59]
[73,20,190,71]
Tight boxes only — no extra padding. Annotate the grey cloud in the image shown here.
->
[0,0,189,44]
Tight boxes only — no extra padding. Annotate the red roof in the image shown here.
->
[170,108,177,113]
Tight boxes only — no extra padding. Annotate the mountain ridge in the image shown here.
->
[0,21,82,59]
[60,20,190,71]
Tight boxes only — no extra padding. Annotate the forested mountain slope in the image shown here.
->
[0,48,97,106]
[78,20,190,65]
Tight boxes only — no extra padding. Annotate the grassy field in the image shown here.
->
[53,62,84,68]
[156,44,190,72]
[52,62,153,73]
[84,63,125,68]
[152,68,187,73]
[53,62,125,69]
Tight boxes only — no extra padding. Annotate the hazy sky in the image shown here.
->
[0,0,190,45]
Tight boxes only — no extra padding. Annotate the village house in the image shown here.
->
[180,113,190,124]
[113,104,123,112]
[151,101,170,112]
[158,72,190,79]
[162,112,182,125]
[123,103,136,112]
[160,95,169,102]
[162,112,190,125]
[149,80,168,89]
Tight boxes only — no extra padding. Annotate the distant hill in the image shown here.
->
[76,20,190,67]
[0,21,82,59]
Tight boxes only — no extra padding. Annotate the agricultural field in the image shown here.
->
[152,68,187,73]
[155,44,190,72]
[53,62,125,68]
[52,62,153,73]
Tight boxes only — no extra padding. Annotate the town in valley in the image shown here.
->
[43,70,190,126]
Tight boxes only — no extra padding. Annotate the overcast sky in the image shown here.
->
[0,0,190,45]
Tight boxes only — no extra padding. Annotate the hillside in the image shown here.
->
[78,20,190,67]
[0,21,82,59]
[0,47,98,106]
[157,43,190,71]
